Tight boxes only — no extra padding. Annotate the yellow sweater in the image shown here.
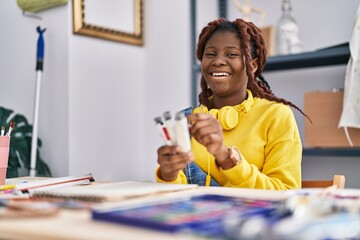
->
[156,91,302,190]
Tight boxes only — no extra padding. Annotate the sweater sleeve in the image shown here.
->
[221,105,302,190]
[155,166,188,184]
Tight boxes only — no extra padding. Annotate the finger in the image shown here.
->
[187,113,213,122]
[190,119,214,132]
[188,114,215,129]
[158,154,191,175]
[190,115,221,131]
[190,120,216,138]
[158,145,183,156]
[161,161,188,174]
[158,151,191,165]
[191,122,223,147]
[190,123,220,138]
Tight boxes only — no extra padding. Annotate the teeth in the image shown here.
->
[212,72,229,76]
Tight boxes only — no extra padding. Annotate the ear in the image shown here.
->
[250,58,259,73]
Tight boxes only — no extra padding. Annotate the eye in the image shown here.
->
[227,52,239,57]
[204,52,216,57]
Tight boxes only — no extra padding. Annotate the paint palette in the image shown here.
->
[92,194,285,238]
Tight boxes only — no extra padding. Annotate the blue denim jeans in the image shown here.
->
[183,162,220,186]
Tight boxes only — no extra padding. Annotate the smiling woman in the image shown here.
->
[155,18,307,190]
[72,0,143,45]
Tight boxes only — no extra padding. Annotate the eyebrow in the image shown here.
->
[205,46,240,50]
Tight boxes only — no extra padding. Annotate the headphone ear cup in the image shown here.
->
[218,106,239,130]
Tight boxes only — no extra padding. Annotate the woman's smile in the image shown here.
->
[211,72,230,77]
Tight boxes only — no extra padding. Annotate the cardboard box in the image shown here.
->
[304,91,360,148]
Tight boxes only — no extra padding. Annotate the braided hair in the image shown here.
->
[196,18,307,117]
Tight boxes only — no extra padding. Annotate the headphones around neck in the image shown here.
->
[193,90,254,130]
[193,105,239,130]
[193,89,254,130]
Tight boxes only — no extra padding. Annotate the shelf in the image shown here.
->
[303,148,360,157]
[264,43,350,72]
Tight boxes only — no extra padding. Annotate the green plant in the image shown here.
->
[0,106,51,178]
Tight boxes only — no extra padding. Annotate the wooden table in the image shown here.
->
[0,183,288,240]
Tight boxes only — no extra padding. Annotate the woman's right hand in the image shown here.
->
[157,145,194,182]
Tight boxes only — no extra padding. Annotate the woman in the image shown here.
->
[156,18,305,190]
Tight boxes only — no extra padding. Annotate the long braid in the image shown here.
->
[199,76,212,107]
[196,18,309,119]
[234,19,273,98]
[258,74,271,89]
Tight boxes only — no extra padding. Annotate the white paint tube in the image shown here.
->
[163,111,177,145]
[154,116,172,146]
[174,111,191,152]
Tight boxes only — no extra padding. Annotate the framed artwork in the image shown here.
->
[72,0,143,46]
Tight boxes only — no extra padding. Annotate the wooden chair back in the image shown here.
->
[301,174,346,189]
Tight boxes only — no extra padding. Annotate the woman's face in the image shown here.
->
[201,31,249,105]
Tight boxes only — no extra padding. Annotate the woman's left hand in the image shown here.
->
[187,113,228,161]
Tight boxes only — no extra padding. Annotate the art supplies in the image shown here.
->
[30,181,198,203]
[15,173,95,193]
[0,136,11,185]
[92,194,287,239]
[0,198,59,218]
[154,110,192,151]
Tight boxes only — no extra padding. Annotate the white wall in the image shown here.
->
[67,4,145,182]
[1,0,359,187]
[0,1,69,176]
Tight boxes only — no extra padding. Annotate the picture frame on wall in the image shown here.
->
[72,0,143,46]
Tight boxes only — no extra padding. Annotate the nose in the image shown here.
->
[212,55,226,66]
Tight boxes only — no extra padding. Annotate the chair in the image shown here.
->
[301,174,346,189]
